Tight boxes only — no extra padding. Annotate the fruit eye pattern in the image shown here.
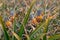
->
[6,21,12,27]
[29,9,44,25]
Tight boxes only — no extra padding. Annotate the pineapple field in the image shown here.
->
[0,0,60,40]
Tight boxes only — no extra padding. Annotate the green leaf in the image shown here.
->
[2,3,7,10]
[43,13,57,40]
[19,0,36,37]
[30,22,45,40]
[23,0,36,25]
[43,18,52,40]
[30,18,52,40]
[43,35,47,40]
[12,19,17,40]
[11,31,21,40]
[19,24,24,37]
[44,18,52,33]
[0,16,10,40]
[34,33,45,40]
[25,35,30,40]
[48,34,60,40]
